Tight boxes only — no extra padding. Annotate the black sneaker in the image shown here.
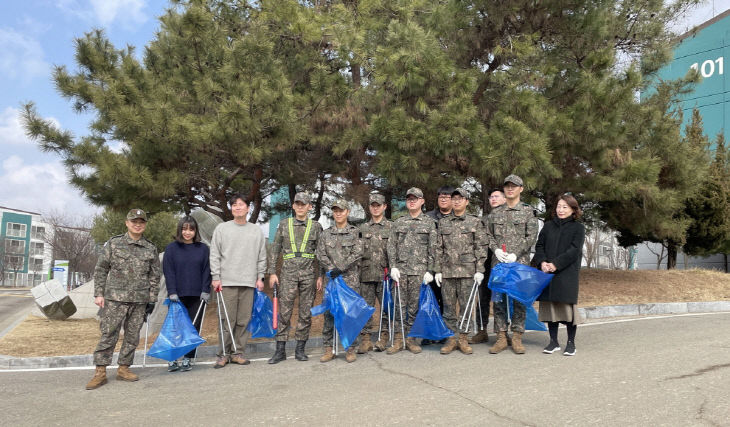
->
[167,361,179,372]
[563,341,576,356]
[181,358,192,371]
[543,341,561,354]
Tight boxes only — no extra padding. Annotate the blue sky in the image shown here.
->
[0,0,727,220]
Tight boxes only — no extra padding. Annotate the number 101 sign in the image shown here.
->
[690,57,724,78]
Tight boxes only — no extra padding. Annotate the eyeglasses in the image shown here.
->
[438,195,451,200]
[451,196,464,202]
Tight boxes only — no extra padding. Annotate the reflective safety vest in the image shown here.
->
[282,217,315,259]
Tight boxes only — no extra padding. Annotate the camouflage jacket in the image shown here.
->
[359,218,392,283]
[268,217,322,280]
[387,213,440,276]
[94,233,161,303]
[484,202,539,266]
[316,224,363,287]
[436,213,488,278]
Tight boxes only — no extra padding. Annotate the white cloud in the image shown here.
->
[0,155,99,218]
[0,28,49,84]
[0,106,60,146]
[57,0,149,28]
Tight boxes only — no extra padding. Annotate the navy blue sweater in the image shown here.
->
[163,241,212,297]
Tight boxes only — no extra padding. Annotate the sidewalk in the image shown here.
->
[2,300,729,370]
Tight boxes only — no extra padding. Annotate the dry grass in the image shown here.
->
[1,269,728,357]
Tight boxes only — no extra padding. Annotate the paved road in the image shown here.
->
[0,289,33,337]
[1,312,729,425]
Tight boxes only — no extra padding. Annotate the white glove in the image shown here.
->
[474,272,484,284]
[495,248,509,263]
[434,273,442,287]
[423,271,434,284]
[390,267,400,282]
[505,253,517,263]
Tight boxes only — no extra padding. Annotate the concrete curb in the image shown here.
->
[2,301,729,370]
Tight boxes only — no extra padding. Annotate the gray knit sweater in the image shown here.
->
[209,220,267,287]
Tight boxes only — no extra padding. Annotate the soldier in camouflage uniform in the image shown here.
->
[86,209,161,390]
[386,187,440,355]
[358,193,392,353]
[267,192,323,364]
[435,188,488,355]
[484,175,539,354]
[316,199,363,363]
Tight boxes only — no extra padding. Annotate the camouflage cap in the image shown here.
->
[451,187,469,199]
[293,192,311,204]
[503,174,524,186]
[406,187,424,198]
[369,193,386,205]
[126,208,147,221]
[331,199,349,210]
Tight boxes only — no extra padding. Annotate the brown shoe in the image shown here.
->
[116,365,138,382]
[440,336,458,355]
[230,354,251,365]
[357,334,373,354]
[345,347,357,363]
[489,331,509,354]
[406,337,422,354]
[320,347,335,363]
[469,329,488,344]
[386,334,404,355]
[458,333,473,355]
[374,332,389,352]
[85,366,107,390]
[213,355,229,369]
[511,332,525,354]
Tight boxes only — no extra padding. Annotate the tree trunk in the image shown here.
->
[313,172,326,221]
[247,166,264,223]
[666,241,677,270]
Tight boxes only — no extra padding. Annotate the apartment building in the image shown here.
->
[0,206,53,287]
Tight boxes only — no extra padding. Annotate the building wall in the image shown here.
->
[0,207,53,287]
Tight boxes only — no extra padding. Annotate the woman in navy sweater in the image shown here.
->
[163,216,211,371]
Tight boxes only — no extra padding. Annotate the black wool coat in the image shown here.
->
[534,217,585,304]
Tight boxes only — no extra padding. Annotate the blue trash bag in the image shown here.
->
[381,277,395,318]
[247,289,277,338]
[504,298,547,331]
[311,273,375,350]
[147,299,206,362]
[407,283,454,340]
[488,262,553,306]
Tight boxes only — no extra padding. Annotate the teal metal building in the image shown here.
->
[657,10,730,142]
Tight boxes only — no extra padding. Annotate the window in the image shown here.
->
[31,225,46,240]
[30,258,44,271]
[6,223,27,238]
[4,272,15,283]
[5,239,26,254]
[30,242,44,256]
[600,245,612,256]
[4,255,24,269]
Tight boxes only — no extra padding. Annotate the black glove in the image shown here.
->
[329,268,342,278]
[169,294,180,303]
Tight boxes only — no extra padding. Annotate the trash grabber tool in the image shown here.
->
[476,281,484,331]
[502,244,511,326]
[395,280,406,348]
[216,291,227,357]
[459,279,479,331]
[272,282,279,330]
[192,300,207,363]
[334,325,339,356]
[378,275,386,342]
[218,290,237,354]
[143,319,149,368]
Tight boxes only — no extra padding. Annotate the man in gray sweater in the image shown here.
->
[210,194,267,368]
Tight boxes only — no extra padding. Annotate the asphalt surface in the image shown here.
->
[0,289,33,336]
[1,312,729,425]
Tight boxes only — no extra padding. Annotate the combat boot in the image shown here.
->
[406,337,422,354]
[386,333,404,355]
[511,332,526,354]
[85,366,107,390]
[294,340,308,361]
[469,329,488,344]
[489,331,509,354]
[374,331,389,352]
[345,347,357,363]
[116,365,139,382]
[320,346,335,363]
[268,341,287,364]
[458,333,473,355]
[440,336,458,355]
[357,334,373,354]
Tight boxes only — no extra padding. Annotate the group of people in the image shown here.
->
[85,174,586,390]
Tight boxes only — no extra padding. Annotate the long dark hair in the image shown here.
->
[555,194,583,219]
[175,216,201,243]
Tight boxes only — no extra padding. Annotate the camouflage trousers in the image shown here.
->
[217,286,254,357]
[275,275,317,342]
[323,273,360,349]
[390,275,420,337]
[493,294,526,333]
[441,278,478,334]
[360,281,391,337]
[93,300,146,366]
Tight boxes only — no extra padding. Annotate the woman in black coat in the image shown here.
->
[534,194,585,356]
